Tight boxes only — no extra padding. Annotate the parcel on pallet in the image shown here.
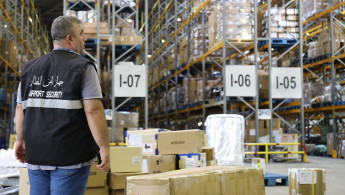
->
[289,168,326,195]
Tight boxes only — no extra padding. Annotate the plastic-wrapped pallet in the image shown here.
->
[303,0,340,21]
[205,114,244,166]
[216,1,253,42]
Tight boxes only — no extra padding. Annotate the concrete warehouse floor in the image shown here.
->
[251,156,345,195]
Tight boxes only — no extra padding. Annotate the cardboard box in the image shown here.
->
[126,129,169,155]
[279,134,299,158]
[19,168,30,195]
[85,186,109,195]
[109,172,147,190]
[142,155,176,174]
[178,153,207,169]
[251,158,266,173]
[113,112,139,143]
[126,35,142,45]
[126,166,265,195]
[289,168,326,195]
[110,147,142,172]
[84,22,109,33]
[202,147,215,161]
[87,163,107,187]
[157,130,205,155]
[110,190,125,195]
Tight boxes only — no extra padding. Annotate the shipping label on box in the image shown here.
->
[178,153,206,169]
[87,163,107,187]
[157,130,205,155]
[126,129,169,155]
[110,147,142,173]
[142,155,176,174]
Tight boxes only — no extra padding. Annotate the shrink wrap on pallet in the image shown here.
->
[205,114,244,166]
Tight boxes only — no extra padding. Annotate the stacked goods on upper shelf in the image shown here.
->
[168,47,179,71]
[179,37,188,65]
[303,0,340,21]
[115,19,142,46]
[84,22,110,40]
[183,78,200,105]
[168,87,185,111]
[0,39,18,69]
[190,24,209,62]
[308,21,345,59]
[262,8,299,39]
[126,166,265,195]
[215,0,253,43]
[303,82,324,106]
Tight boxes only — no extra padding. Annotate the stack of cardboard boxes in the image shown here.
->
[115,19,142,46]
[262,8,299,39]
[168,87,185,111]
[19,163,110,195]
[126,166,265,195]
[245,118,282,143]
[190,24,209,61]
[179,37,188,65]
[303,83,325,106]
[183,78,200,105]
[84,22,110,40]
[308,21,345,59]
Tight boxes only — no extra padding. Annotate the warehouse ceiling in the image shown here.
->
[35,0,63,29]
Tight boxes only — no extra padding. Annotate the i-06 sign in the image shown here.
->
[226,65,256,97]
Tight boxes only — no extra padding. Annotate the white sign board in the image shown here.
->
[258,109,271,120]
[271,67,302,99]
[225,65,256,97]
[114,65,147,97]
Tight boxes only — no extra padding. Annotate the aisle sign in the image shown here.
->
[114,64,147,97]
[225,65,256,97]
[271,67,301,99]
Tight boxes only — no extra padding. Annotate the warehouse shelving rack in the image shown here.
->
[141,0,305,138]
[63,0,149,141]
[0,0,50,148]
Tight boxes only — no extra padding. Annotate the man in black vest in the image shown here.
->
[14,16,110,195]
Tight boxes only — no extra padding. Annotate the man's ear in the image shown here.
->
[66,34,73,44]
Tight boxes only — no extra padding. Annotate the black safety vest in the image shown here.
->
[20,50,98,166]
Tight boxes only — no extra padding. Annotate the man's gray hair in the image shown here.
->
[51,16,81,41]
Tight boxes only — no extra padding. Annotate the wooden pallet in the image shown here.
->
[264,172,289,187]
